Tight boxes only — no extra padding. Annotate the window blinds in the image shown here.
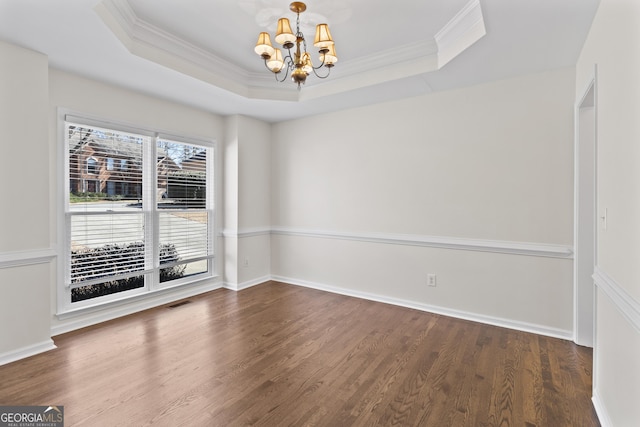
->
[65,122,213,297]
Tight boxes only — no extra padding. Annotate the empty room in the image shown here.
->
[0,0,638,426]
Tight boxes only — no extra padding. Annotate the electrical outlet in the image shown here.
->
[600,208,608,230]
[427,274,437,287]
[243,257,250,267]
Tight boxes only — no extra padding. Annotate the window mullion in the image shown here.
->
[144,136,158,289]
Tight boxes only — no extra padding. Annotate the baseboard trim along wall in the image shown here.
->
[0,339,57,367]
[0,248,57,269]
[271,227,573,259]
[271,275,573,340]
[224,275,271,291]
[593,266,640,334]
[592,390,613,427]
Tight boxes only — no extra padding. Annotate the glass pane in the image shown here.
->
[157,139,207,209]
[69,213,146,284]
[68,124,145,210]
[71,276,144,302]
[158,211,209,262]
[160,259,208,284]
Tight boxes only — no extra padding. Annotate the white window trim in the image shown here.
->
[86,156,98,175]
[56,109,220,316]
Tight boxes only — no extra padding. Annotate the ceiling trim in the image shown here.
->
[94,0,285,99]
[436,0,486,68]
[95,0,486,102]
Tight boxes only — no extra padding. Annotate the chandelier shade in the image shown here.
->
[321,44,338,66]
[254,32,275,59]
[275,18,296,46]
[254,2,337,89]
[314,24,334,50]
[267,48,284,72]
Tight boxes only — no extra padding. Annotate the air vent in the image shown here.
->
[167,300,192,309]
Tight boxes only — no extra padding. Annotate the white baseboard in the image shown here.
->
[52,281,223,336]
[271,275,573,340]
[592,391,612,427]
[0,339,57,367]
[224,275,271,291]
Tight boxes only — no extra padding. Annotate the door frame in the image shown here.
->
[573,67,598,347]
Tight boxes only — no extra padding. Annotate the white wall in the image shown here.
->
[48,69,226,335]
[0,41,55,363]
[223,115,271,290]
[0,43,273,357]
[576,0,640,425]
[271,67,576,336]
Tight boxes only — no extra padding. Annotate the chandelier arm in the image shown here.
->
[276,51,295,82]
[311,66,331,79]
[262,58,289,82]
[275,66,290,82]
[312,53,327,70]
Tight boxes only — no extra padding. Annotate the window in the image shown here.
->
[63,118,215,310]
[86,156,98,174]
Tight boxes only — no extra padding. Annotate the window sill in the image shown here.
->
[55,275,220,324]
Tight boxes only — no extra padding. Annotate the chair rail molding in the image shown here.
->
[593,266,640,334]
[222,227,271,239]
[270,227,573,259]
[0,248,57,269]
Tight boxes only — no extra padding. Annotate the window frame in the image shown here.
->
[86,156,98,175]
[57,111,218,315]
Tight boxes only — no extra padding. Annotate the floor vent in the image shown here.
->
[167,300,192,309]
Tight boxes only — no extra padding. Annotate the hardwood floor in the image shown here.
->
[0,281,599,426]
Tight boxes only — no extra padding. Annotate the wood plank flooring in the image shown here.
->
[0,281,599,426]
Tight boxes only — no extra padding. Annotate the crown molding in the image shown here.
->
[332,40,439,78]
[435,0,486,68]
[95,0,257,98]
[95,0,485,101]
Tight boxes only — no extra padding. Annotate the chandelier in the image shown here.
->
[254,1,337,89]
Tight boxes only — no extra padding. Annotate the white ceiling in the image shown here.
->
[0,0,599,122]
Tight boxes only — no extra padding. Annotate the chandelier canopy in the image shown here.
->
[254,2,337,89]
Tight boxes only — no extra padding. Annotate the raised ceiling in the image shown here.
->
[0,0,600,122]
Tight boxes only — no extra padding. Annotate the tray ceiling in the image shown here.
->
[0,0,600,122]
